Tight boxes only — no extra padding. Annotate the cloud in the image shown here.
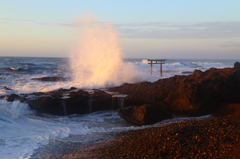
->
[0,18,33,22]
[113,21,240,39]
[56,21,240,39]
[220,41,240,48]
[4,17,238,40]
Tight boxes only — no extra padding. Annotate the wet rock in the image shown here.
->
[5,94,21,102]
[118,104,173,126]
[26,89,113,115]
[65,89,90,115]
[27,96,62,115]
[109,64,240,116]
[32,76,68,82]
[88,90,113,112]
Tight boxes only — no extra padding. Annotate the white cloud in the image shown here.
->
[114,21,240,39]
[220,41,240,47]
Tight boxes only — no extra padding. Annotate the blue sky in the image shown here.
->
[0,0,240,59]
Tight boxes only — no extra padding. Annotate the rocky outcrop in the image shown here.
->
[32,76,68,82]
[109,62,240,116]
[4,94,26,102]
[26,89,113,115]
[3,62,240,119]
[118,104,173,126]
[27,96,62,115]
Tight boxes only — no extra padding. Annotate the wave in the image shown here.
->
[6,66,29,71]
[0,100,33,119]
[141,59,148,64]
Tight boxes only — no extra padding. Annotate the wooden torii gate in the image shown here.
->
[147,59,166,76]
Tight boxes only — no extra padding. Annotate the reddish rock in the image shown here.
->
[118,104,173,126]
[109,63,240,116]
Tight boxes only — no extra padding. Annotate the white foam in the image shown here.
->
[0,100,33,119]
[0,98,214,159]
[69,15,148,89]
[0,101,126,159]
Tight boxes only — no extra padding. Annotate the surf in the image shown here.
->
[69,15,147,88]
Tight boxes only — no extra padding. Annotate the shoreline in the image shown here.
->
[30,114,210,159]
[30,132,119,159]
[51,111,240,159]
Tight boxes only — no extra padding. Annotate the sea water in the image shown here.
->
[0,56,238,158]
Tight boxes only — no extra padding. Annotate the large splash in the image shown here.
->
[69,16,146,88]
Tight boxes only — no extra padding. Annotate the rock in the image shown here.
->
[87,90,113,112]
[118,104,173,126]
[26,89,113,115]
[27,96,62,115]
[213,103,240,121]
[5,94,21,102]
[32,76,68,82]
[234,62,240,69]
[2,87,12,90]
[66,89,113,114]
[109,63,240,116]
[65,89,90,115]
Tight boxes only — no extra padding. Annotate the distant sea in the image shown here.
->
[0,56,238,158]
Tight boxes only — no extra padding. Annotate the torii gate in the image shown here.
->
[147,59,166,76]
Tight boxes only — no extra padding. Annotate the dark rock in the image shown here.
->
[26,89,90,115]
[213,103,240,121]
[65,89,90,115]
[118,104,173,126]
[66,89,112,114]
[26,89,113,115]
[234,62,240,69]
[181,71,193,74]
[5,94,21,102]
[109,64,240,116]
[90,90,113,111]
[32,76,68,82]
[70,87,77,90]
[27,97,62,115]
[2,87,12,90]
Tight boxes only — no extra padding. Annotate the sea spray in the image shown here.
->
[69,15,147,88]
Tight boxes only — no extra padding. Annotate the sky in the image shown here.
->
[0,0,240,59]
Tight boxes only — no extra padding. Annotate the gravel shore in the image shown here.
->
[47,104,240,159]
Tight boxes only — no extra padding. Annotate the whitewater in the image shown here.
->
[0,18,239,158]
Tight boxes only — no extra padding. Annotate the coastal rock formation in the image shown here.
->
[26,89,112,115]
[5,94,21,102]
[2,62,240,118]
[118,104,173,126]
[2,94,26,102]
[27,96,62,115]
[109,62,240,116]
[32,76,68,82]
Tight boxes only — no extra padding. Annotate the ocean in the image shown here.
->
[0,56,238,159]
